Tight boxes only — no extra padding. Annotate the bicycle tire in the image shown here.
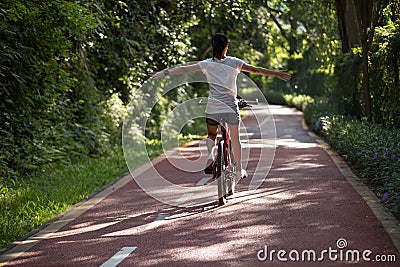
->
[217,140,226,206]
[217,141,222,178]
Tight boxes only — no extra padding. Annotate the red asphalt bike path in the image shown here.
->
[1,105,399,266]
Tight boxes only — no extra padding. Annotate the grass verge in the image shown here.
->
[0,132,207,250]
[0,150,127,250]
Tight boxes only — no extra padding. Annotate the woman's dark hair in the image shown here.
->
[212,33,228,60]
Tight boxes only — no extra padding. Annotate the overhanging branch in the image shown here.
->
[266,5,292,53]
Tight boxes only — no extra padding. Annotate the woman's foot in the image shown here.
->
[237,169,247,180]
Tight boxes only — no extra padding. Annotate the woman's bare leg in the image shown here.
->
[204,124,218,171]
[230,124,247,179]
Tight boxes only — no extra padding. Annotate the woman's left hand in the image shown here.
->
[276,70,292,81]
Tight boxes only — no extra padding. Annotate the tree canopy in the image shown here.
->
[1,0,399,179]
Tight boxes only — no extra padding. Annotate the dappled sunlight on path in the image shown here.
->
[2,106,399,267]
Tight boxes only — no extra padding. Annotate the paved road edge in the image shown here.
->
[302,118,400,252]
[0,139,203,265]
[2,116,399,266]
[0,154,167,266]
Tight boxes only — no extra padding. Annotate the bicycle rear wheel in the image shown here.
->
[227,140,236,196]
[217,140,227,206]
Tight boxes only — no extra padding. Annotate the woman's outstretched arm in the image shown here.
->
[149,63,201,79]
[241,63,291,81]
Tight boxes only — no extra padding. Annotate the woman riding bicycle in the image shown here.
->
[150,33,291,180]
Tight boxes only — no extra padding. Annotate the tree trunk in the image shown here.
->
[335,0,348,52]
[354,0,380,122]
[335,0,362,52]
[335,0,381,122]
[361,41,372,121]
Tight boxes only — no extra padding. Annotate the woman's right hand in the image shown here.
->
[148,71,163,79]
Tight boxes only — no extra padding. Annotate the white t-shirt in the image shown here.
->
[199,56,245,114]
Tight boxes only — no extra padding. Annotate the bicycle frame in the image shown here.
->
[199,98,257,206]
[214,120,236,206]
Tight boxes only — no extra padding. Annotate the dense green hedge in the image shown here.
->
[321,116,400,217]
[283,93,315,111]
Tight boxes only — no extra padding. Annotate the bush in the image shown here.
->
[0,0,102,178]
[282,93,337,133]
[321,116,400,218]
[283,93,315,111]
[303,100,338,133]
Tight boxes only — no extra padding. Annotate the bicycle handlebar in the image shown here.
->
[198,98,258,108]
[242,99,259,105]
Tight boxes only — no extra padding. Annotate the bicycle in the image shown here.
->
[199,98,257,206]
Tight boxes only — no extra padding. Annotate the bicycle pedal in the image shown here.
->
[204,169,213,174]
[218,197,226,206]
[204,164,214,174]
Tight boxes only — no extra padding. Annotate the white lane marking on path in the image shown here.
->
[196,177,210,186]
[99,246,136,267]
[145,214,170,230]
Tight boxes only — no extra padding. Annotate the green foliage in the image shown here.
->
[333,2,400,125]
[321,116,400,217]
[257,0,339,96]
[283,93,338,133]
[303,101,338,134]
[0,0,102,177]
[265,90,286,105]
[0,0,366,182]
[1,0,398,180]
[369,17,400,126]
[283,93,315,111]
[1,0,399,250]
[333,51,363,118]
[180,117,208,138]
